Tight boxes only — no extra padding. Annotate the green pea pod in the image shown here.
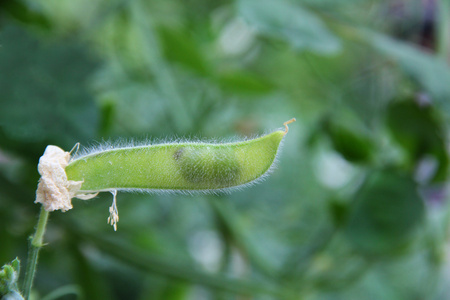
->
[65,119,295,193]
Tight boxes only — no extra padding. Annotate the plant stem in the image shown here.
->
[22,207,50,300]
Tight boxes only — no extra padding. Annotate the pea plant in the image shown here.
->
[0,119,295,300]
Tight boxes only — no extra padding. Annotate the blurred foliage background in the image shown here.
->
[1,0,450,299]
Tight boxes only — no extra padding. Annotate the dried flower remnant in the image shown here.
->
[35,145,97,212]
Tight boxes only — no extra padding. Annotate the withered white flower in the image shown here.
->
[35,145,97,212]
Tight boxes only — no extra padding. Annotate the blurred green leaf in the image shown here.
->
[138,278,189,300]
[238,0,341,54]
[0,26,99,151]
[158,26,210,76]
[0,0,51,30]
[98,97,116,136]
[94,83,169,135]
[70,244,113,300]
[328,199,349,229]
[323,119,374,164]
[75,232,291,299]
[345,170,425,256]
[386,98,448,182]
[367,32,450,109]
[40,285,81,300]
[157,281,189,300]
[217,70,274,95]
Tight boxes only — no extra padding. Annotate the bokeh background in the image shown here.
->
[1,0,450,299]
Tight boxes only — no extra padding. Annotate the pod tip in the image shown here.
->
[283,118,296,134]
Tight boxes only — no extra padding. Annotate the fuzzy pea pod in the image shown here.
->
[65,119,295,192]
[36,119,294,230]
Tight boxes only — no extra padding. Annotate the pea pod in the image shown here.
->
[65,119,295,193]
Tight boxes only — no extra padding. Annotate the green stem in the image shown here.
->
[22,207,50,300]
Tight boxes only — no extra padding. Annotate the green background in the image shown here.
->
[1,0,450,299]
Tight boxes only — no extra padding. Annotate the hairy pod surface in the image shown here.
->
[65,121,294,192]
